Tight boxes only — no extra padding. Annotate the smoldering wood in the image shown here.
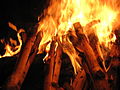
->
[4,24,38,90]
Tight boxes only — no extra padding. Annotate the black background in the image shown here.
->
[0,0,49,38]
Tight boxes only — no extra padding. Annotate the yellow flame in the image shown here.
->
[0,24,24,58]
[38,0,119,46]
[38,0,119,72]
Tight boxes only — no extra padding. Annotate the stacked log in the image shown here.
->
[69,22,111,90]
[1,21,120,90]
[4,24,41,90]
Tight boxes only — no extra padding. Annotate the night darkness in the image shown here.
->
[0,0,49,56]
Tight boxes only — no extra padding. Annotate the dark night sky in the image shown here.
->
[0,0,49,36]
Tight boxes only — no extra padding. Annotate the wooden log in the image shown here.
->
[72,69,86,90]
[4,24,38,90]
[88,33,106,71]
[44,37,56,90]
[72,22,111,90]
[59,35,82,74]
[105,29,120,70]
[17,31,42,87]
[72,22,104,78]
[51,44,62,90]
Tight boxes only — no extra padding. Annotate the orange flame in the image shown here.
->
[0,22,23,58]
[38,0,119,72]
[38,0,119,47]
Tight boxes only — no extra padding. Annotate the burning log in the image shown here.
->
[88,33,106,71]
[69,22,111,90]
[18,31,42,86]
[52,43,62,90]
[72,22,104,78]
[4,24,39,90]
[72,69,86,90]
[105,29,120,69]
[44,37,56,90]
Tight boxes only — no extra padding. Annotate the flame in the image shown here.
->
[0,22,23,58]
[38,0,119,46]
[37,0,119,72]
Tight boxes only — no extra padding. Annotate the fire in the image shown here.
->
[0,22,23,58]
[0,0,119,73]
[37,0,119,72]
[38,0,119,47]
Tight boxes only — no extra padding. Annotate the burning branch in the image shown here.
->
[4,24,40,90]
[88,33,106,71]
[44,37,56,90]
[51,42,62,90]
[69,22,111,90]
[73,22,104,78]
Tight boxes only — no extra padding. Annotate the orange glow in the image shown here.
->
[37,0,119,72]
[0,23,24,58]
[38,0,119,47]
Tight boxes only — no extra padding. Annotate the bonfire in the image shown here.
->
[0,0,120,90]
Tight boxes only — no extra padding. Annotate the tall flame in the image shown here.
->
[38,0,119,72]
[38,0,119,46]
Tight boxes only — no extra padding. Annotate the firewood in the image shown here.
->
[72,22,104,78]
[44,37,56,90]
[72,22,111,90]
[88,33,106,71]
[52,44,62,90]
[4,24,39,90]
[17,31,42,87]
[72,69,86,90]
[105,29,120,70]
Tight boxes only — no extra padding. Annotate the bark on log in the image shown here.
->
[51,44,62,90]
[4,24,38,90]
[44,38,56,90]
[72,69,86,90]
[88,33,106,71]
[106,29,120,70]
[18,31,42,86]
[71,22,111,90]
[72,22,104,78]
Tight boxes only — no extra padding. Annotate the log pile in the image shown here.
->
[0,22,119,90]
